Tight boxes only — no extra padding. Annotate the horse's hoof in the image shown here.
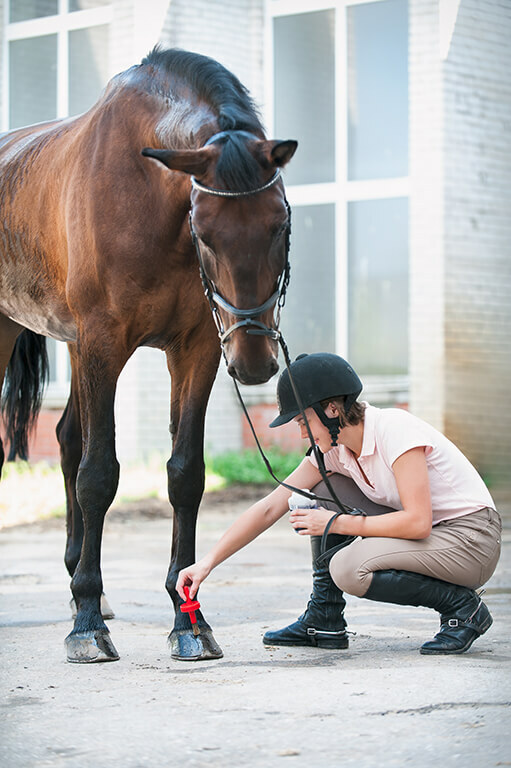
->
[65,630,120,663]
[169,628,223,661]
[70,593,115,620]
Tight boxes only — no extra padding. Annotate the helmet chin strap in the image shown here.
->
[312,405,341,447]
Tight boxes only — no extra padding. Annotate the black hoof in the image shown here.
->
[168,628,223,661]
[65,630,120,663]
[70,594,115,620]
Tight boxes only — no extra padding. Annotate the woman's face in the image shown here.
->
[293,407,333,453]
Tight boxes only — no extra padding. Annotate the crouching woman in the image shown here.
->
[177,353,502,655]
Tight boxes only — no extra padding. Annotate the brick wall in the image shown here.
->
[443,0,511,488]
[409,0,511,490]
[241,403,303,453]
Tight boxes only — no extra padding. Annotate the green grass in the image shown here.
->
[208,448,303,486]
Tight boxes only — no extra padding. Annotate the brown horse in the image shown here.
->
[0,47,297,663]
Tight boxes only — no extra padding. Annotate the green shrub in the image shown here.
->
[208,448,304,486]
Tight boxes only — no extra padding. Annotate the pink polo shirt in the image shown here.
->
[307,404,495,525]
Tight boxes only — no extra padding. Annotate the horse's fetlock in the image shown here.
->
[71,569,102,601]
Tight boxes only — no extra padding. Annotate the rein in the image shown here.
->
[189,163,365,561]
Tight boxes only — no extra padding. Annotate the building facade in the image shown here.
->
[1,0,510,490]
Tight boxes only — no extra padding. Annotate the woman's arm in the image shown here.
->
[290,447,433,540]
[176,456,323,598]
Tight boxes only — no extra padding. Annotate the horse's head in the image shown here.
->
[142,132,297,385]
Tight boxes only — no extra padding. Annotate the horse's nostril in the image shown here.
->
[269,358,279,377]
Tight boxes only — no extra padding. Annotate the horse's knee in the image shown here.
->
[329,549,370,597]
[76,452,119,514]
[167,454,204,509]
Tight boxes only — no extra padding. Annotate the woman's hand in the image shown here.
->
[289,506,336,536]
[176,560,212,600]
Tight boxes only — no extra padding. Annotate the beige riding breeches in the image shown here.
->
[312,475,502,597]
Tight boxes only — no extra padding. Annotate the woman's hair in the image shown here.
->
[319,396,366,429]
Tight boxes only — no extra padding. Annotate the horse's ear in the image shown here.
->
[141,147,212,177]
[255,140,298,169]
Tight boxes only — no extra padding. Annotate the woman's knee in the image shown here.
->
[329,549,371,598]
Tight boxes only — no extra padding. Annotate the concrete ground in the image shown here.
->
[1,493,510,768]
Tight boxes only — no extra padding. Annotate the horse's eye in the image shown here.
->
[274,221,289,238]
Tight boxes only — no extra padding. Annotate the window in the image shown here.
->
[4,1,113,402]
[279,204,336,356]
[274,10,335,186]
[271,0,409,398]
[348,197,408,375]
[9,1,58,23]
[9,34,57,128]
[347,0,408,180]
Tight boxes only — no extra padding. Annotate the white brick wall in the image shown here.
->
[410,0,511,489]
[443,0,511,487]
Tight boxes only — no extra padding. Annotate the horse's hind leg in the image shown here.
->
[57,346,114,621]
[164,341,223,661]
[65,326,127,663]
[0,315,23,478]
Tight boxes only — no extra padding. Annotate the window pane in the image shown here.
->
[70,0,110,10]
[9,36,57,129]
[69,25,110,115]
[347,0,408,180]
[280,204,336,357]
[9,0,57,22]
[348,198,408,375]
[274,11,335,185]
[47,340,71,385]
[47,340,58,383]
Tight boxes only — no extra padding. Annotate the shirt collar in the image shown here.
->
[359,402,376,459]
[327,402,376,467]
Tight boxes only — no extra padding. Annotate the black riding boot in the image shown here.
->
[364,569,493,654]
[263,535,349,649]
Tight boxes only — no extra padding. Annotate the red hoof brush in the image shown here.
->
[181,586,201,636]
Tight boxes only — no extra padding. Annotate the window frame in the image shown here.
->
[265,0,409,404]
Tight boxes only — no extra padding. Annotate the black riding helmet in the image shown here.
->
[269,353,363,446]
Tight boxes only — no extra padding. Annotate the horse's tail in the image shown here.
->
[1,330,49,461]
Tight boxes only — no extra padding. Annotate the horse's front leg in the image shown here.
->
[64,330,128,663]
[165,344,223,661]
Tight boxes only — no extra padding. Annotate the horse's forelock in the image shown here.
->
[214,134,263,192]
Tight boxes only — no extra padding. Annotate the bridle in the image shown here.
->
[189,140,365,562]
[188,169,291,345]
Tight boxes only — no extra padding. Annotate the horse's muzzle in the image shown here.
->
[226,353,279,385]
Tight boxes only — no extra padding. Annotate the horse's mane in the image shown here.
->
[140,47,266,190]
